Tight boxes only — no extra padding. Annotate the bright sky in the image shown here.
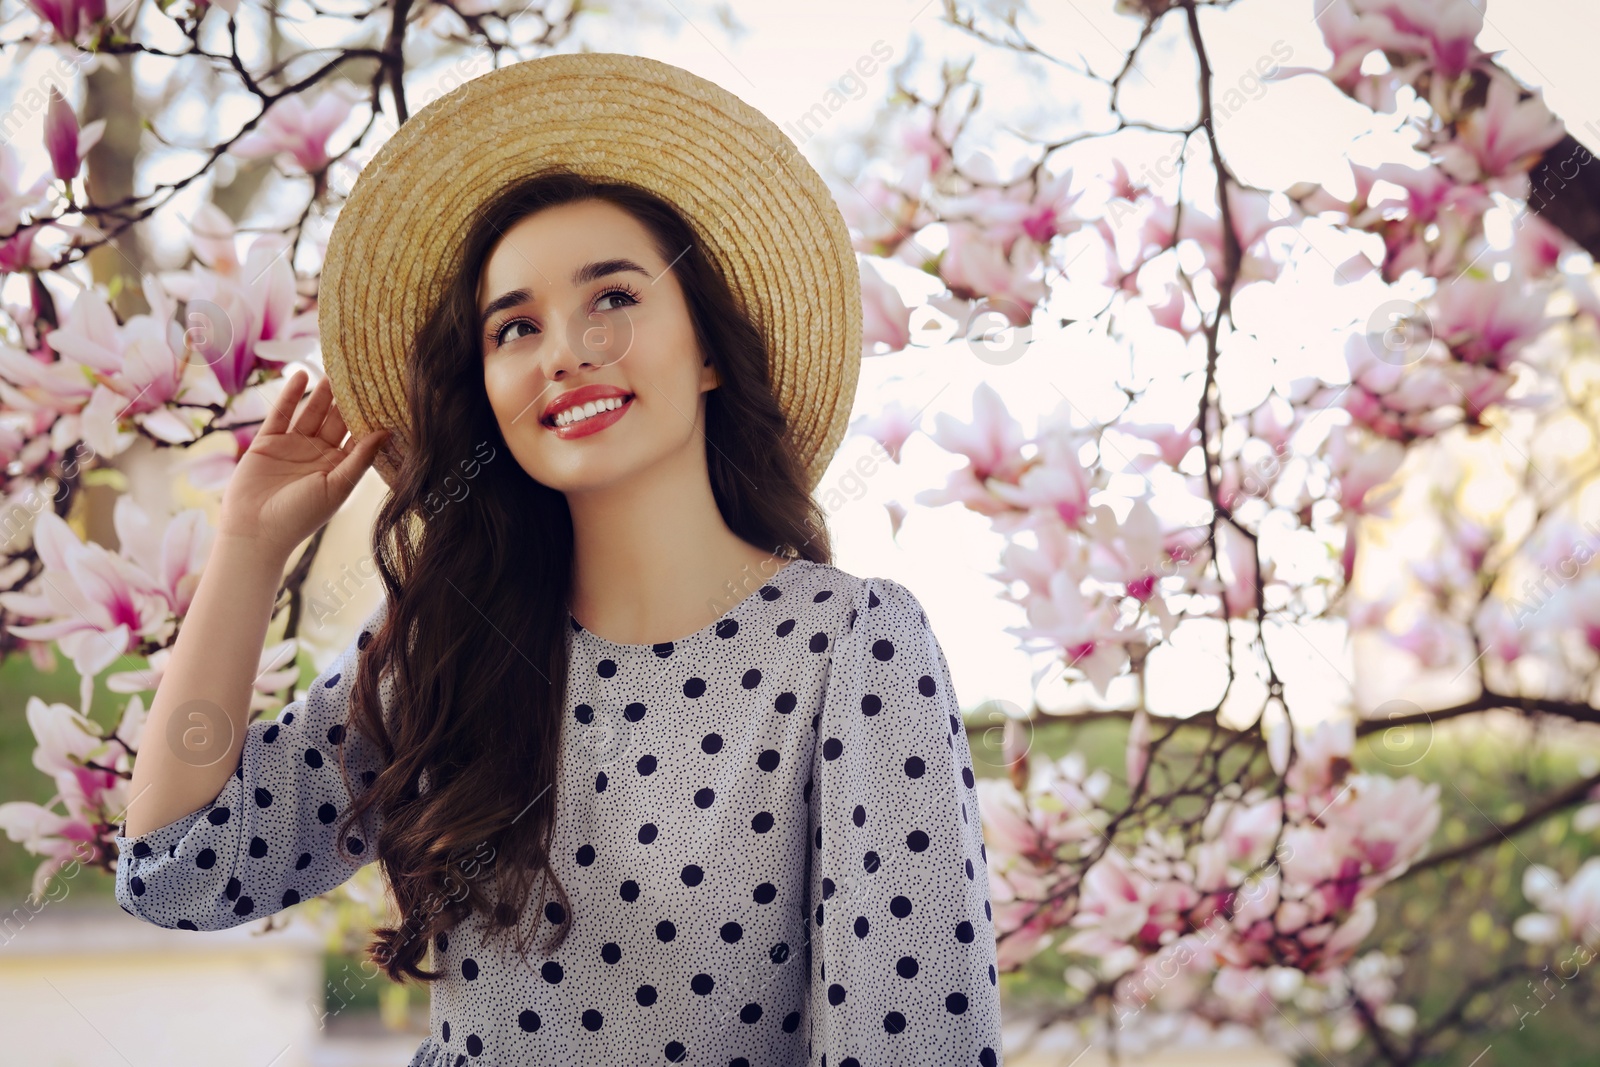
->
[2,0,1595,733]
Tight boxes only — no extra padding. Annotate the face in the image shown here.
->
[477,199,717,494]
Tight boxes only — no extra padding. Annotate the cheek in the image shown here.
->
[483,363,533,424]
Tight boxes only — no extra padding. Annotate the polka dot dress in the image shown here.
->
[113,559,1003,1065]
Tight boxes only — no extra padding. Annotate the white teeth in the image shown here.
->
[553,396,628,428]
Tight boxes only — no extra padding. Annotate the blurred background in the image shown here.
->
[1,0,1597,1063]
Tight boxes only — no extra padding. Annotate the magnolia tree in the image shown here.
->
[1,0,1598,1062]
[839,0,1600,1062]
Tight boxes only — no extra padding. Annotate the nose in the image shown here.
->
[535,302,630,389]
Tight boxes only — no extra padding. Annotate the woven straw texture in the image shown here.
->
[318,51,862,494]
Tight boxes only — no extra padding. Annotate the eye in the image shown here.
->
[494,319,537,346]
[594,283,642,312]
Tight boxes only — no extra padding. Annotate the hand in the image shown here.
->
[218,369,391,558]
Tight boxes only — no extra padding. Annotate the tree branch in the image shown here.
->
[1398,771,1600,880]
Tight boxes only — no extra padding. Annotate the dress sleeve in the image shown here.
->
[805,576,1004,1066]
[112,598,390,932]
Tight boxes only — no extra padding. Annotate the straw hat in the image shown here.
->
[318,51,863,494]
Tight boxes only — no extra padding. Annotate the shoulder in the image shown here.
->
[786,562,934,654]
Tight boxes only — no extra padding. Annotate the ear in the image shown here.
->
[700,354,719,391]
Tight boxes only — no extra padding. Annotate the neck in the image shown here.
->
[565,450,788,646]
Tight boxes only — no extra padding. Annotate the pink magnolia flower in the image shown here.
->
[1320,774,1441,878]
[21,696,114,807]
[1065,849,1202,958]
[1546,574,1600,654]
[1270,0,1403,93]
[1008,569,1132,698]
[840,173,930,259]
[1106,158,1145,204]
[1175,186,1287,286]
[166,238,321,392]
[989,422,1095,530]
[44,275,228,451]
[1145,283,1191,337]
[1441,73,1566,182]
[22,0,95,41]
[44,86,106,183]
[110,495,213,617]
[1324,423,1404,517]
[0,692,146,897]
[938,221,1049,325]
[1507,211,1571,279]
[938,174,1076,251]
[2,144,53,234]
[995,524,1092,612]
[895,109,952,188]
[1287,718,1354,799]
[922,380,1030,486]
[1349,163,1491,281]
[1214,796,1285,871]
[849,397,921,464]
[159,201,243,286]
[1115,416,1199,471]
[0,220,54,273]
[1473,597,1527,663]
[0,798,102,899]
[859,258,912,356]
[1365,0,1487,80]
[1081,498,1181,638]
[231,82,362,177]
[1430,276,1553,372]
[1180,520,1272,620]
[0,505,174,712]
[43,278,125,373]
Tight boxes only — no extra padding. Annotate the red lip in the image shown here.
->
[541,385,634,425]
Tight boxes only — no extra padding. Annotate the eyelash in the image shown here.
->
[488,283,643,349]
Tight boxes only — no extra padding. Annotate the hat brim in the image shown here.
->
[318,51,862,494]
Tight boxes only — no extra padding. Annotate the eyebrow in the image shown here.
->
[479,258,656,331]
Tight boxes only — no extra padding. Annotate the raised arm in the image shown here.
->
[113,367,392,930]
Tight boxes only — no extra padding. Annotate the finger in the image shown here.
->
[291,374,334,440]
[320,392,351,451]
[329,429,391,491]
[262,370,309,437]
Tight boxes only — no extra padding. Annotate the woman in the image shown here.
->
[115,53,1002,1066]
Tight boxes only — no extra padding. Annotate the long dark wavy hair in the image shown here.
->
[332,169,833,984]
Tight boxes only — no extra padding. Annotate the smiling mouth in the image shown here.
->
[542,394,636,430]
